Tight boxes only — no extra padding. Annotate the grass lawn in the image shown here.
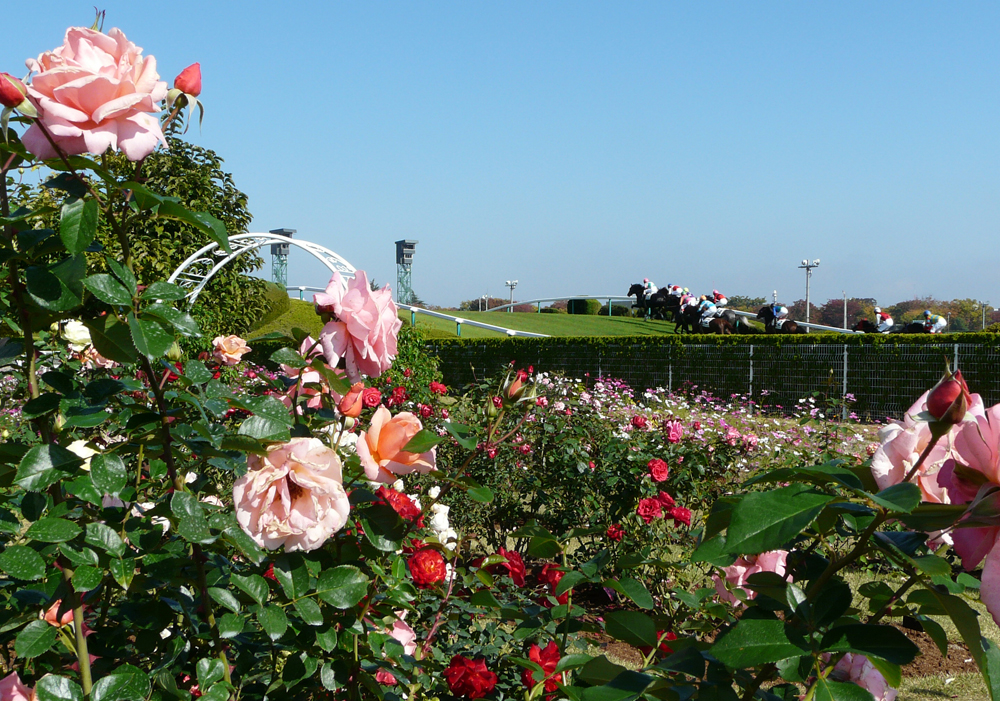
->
[248,299,325,340]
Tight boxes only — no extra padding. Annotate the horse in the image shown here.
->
[890,321,929,334]
[852,320,878,333]
[756,306,807,334]
[627,284,673,320]
[677,305,734,334]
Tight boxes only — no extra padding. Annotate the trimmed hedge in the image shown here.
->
[425,333,1000,420]
[567,298,601,315]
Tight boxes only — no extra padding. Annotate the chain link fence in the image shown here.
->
[427,340,999,421]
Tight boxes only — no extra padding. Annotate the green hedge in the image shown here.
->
[567,298,601,315]
[425,333,1000,420]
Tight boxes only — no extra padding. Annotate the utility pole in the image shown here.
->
[505,280,518,313]
[843,291,847,329]
[798,259,820,332]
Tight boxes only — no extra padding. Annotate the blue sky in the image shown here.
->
[7,2,1000,308]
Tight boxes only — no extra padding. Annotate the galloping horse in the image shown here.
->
[891,321,929,334]
[756,306,807,334]
[851,320,878,333]
[627,284,673,320]
[678,305,734,334]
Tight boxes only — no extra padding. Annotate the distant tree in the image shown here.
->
[726,296,767,312]
[458,297,509,311]
[787,299,820,323]
[815,298,874,328]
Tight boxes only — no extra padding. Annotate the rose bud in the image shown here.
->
[337,382,365,418]
[0,73,27,108]
[926,368,972,425]
[174,63,202,97]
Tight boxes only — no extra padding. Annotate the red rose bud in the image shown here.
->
[926,369,972,425]
[0,73,27,108]
[337,382,365,418]
[174,63,202,96]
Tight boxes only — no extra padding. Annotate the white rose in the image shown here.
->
[61,320,92,351]
[66,440,97,471]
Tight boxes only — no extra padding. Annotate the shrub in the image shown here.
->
[249,281,292,332]
[540,306,565,314]
[567,298,601,315]
[599,303,632,317]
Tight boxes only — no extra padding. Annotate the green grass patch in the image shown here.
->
[248,298,324,340]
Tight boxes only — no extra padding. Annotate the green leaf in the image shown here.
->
[85,522,126,557]
[127,312,174,359]
[106,257,137,297]
[821,624,920,665]
[25,255,86,311]
[316,565,369,609]
[870,482,922,514]
[72,564,103,592]
[219,612,244,638]
[402,429,444,453]
[231,573,269,606]
[470,588,503,609]
[23,393,61,419]
[15,443,83,491]
[15,620,58,658]
[143,303,201,337]
[183,360,213,384]
[257,604,288,640]
[83,273,132,306]
[272,554,309,598]
[578,671,653,701]
[197,658,226,689]
[711,617,810,668]
[238,395,294,442]
[269,347,307,368]
[604,610,658,648]
[293,597,324,626]
[171,491,214,544]
[25,517,82,543]
[141,281,187,301]
[444,421,478,450]
[91,664,149,701]
[617,576,655,610]
[155,201,231,253]
[85,316,138,364]
[556,654,596,673]
[59,198,99,256]
[209,587,242,613]
[811,677,876,701]
[0,545,46,580]
[109,558,135,590]
[866,656,902,689]
[724,484,834,555]
[90,453,127,496]
[35,675,84,701]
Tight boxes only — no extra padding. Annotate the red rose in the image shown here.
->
[926,369,972,424]
[375,668,397,686]
[637,498,663,524]
[639,630,678,657]
[647,458,669,482]
[403,368,412,378]
[362,387,382,407]
[656,491,676,509]
[409,548,446,588]
[669,506,692,527]
[174,63,202,96]
[430,381,448,395]
[631,414,647,429]
[492,396,503,409]
[377,486,424,526]
[538,563,569,605]
[606,523,625,541]
[0,73,27,108]
[441,409,449,419]
[521,641,562,693]
[418,403,433,419]
[495,548,526,586]
[443,655,498,699]
[693,421,702,431]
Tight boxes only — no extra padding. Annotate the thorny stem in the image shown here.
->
[193,543,233,691]
[139,356,184,491]
[902,430,944,484]
[740,663,776,701]
[868,573,920,624]
[806,513,887,600]
[59,567,93,697]
[420,561,458,655]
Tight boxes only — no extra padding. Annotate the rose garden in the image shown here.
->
[3,20,1000,701]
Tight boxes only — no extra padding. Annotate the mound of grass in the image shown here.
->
[248,298,324,340]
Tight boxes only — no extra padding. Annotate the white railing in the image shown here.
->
[727,309,860,335]
[285,287,547,338]
[484,296,634,313]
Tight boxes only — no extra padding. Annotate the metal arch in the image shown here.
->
[167,233,356,305]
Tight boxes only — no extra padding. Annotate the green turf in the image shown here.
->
[249,299,683,340]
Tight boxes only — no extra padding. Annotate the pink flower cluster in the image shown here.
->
[315,271,401,383]
[713,551,790,606]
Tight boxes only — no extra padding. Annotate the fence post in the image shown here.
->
[456,320,462,337]
[748,345,754,412]
[410,310,416,327]
[954,343,959,371]
[842,344,849,420]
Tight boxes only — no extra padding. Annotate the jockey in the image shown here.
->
[874,307,894,333]
[924,310,947,334]
[642,278,658,300]
[698,296,718,326]
[680,291,697,309]
[772,303,789,324]
[712,289,728,307]
[669,285,684,298]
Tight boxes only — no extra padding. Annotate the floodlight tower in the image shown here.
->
[798,258,820,332]
[395,240,418,305]
[505,280,518,313]
[269,228,296,288]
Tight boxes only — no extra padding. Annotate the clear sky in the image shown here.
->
[7,2,1000,308]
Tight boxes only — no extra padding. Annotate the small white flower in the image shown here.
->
[61,320,92,351]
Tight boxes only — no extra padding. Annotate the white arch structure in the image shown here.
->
[167,233,356,305]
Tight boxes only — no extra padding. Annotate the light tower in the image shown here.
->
[269,228,296,288]
[395,240,418,305]
[798,258,820,332]
[505,280,518,313]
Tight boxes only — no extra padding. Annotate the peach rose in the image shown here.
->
[831,654,897,701]
[356,407,436,483]
[315,270,402,383]
[713,551,789,606]
[0,672,34,701]
[338,382,365,418]
[43,600,74,627]
[212,335,251,366]
[23,27,168,161]
[234,438,350,552]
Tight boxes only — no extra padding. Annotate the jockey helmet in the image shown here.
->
[713,289,720,296]
[924,310,932,317]
[874,307,881,313]
[643,278,649,283]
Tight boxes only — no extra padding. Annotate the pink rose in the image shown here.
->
[663,420,685,443]
[23,27,168,161]
[831,654,897,701]
[0,672,34,701]
[314,270,402,383]
[212,335,251,365]
[43,599,74,627]
[388,618,417,656]
[280,336,323,378]
[0,73,27,108]
[174,62,201,97]
[356,407,436,484]
[338,382,365,418]
[713,550,790,606]
[234,438,350,552]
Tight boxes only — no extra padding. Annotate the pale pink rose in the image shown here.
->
[356,407,436,483]
[830,654,897,701]
[212,335,251,366]
[870,389,985,503]
[23,27,168,161]
[77,345,117,369]
[937,404,1000,623]
[0,672,34,701]
[280,336,323,379]
[234,438,350,552]
[42,600,73,627]
[713,550,789,606]
[664,420,685,444]
[388,618,417,656]
[315,270,402,383]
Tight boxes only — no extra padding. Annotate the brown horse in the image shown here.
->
[756,306,807,334]
[680,305,734,334]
